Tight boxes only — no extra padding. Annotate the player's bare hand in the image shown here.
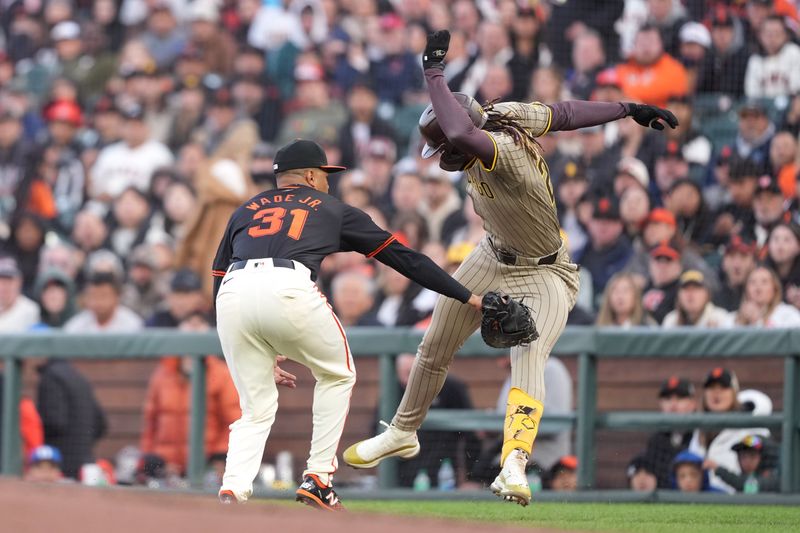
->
[702,459,718,471]
[626,103,679,131]
[274,355,297,388]
[423,30,450,70]
[467,294,482,311]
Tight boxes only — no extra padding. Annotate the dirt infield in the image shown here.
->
[0,479,568,533]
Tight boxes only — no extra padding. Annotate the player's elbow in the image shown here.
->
[447,129,477,154]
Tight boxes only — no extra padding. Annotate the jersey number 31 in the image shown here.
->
[248,207,309,240]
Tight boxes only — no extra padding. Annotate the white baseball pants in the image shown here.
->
[216,259,355,502]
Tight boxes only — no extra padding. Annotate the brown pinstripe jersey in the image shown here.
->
[464,101,561,258]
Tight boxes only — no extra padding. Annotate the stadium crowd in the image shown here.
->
[1,0,799,491]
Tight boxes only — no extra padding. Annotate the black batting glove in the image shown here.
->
[625,103,679,131]
[423,30,450,70]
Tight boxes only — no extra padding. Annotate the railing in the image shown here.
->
[1,327,798,493]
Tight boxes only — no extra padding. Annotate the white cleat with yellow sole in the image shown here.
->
[490,448,532,506]
[343,421,420,469]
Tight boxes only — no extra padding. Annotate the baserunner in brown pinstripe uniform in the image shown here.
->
[344,30,678,505]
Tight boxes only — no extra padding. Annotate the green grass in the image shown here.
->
[343,501,800,533]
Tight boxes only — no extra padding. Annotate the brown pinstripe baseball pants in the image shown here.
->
[392,237,579,431]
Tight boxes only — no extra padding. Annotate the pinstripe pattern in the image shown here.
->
[470,102,562,258]
[392,102,579,430]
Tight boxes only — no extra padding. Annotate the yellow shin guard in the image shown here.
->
[501,387,544,466]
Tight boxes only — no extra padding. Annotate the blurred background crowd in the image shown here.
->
[1,0,799,493]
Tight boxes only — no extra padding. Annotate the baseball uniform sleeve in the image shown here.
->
[493,101,553,137]
[425,68,496,167]
[341,206,471,303]
[211,216,236,303]
[547,101,629,131]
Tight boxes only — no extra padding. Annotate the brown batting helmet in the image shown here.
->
[419,92,487,158]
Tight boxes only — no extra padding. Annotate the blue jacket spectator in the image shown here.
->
[578,197,633,306]
[734,100,774,170]
[369,14,423,105]
[670,450,724,492]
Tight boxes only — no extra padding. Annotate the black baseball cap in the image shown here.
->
[559,159,588,183]
[703,367,738,389]
[171,268,202,292]
[731,435,764,453]
[716,145,734,166]
[659,140,685,160]
[592,197,620,220]
[272,139,346,174]
[710,7,735,28]
[627,455,656,478]
[659,376,695,398]
[754,174,782,196]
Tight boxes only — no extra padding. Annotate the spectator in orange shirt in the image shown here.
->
[769,131,798,200]
[140,312,240,474]
[615,25,688,108]
[20,396,44,459]
[1,373,45,461]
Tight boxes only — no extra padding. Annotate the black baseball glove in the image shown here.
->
[423,30,450,70]
[626,103,679,131]
[480,291,539,349]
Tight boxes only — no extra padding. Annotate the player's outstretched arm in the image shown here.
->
[374,238,480,306]
[546,101,679,132]
[341,205,481,309]
[423,30,496,166]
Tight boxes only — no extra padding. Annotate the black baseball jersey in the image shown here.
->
[211,184,471,303]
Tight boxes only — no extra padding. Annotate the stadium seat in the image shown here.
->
[700,112,739,151]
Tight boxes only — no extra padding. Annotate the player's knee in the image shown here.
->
[421,326,466,356]
[415,357,447,380]
[340,371,357,388]
[318,369,357,387]
[244,401,279,424]
[416,343,441,367]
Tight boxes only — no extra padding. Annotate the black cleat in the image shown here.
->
[295,474,345,511]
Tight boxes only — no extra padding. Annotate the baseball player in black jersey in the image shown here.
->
[212,139,482,511]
